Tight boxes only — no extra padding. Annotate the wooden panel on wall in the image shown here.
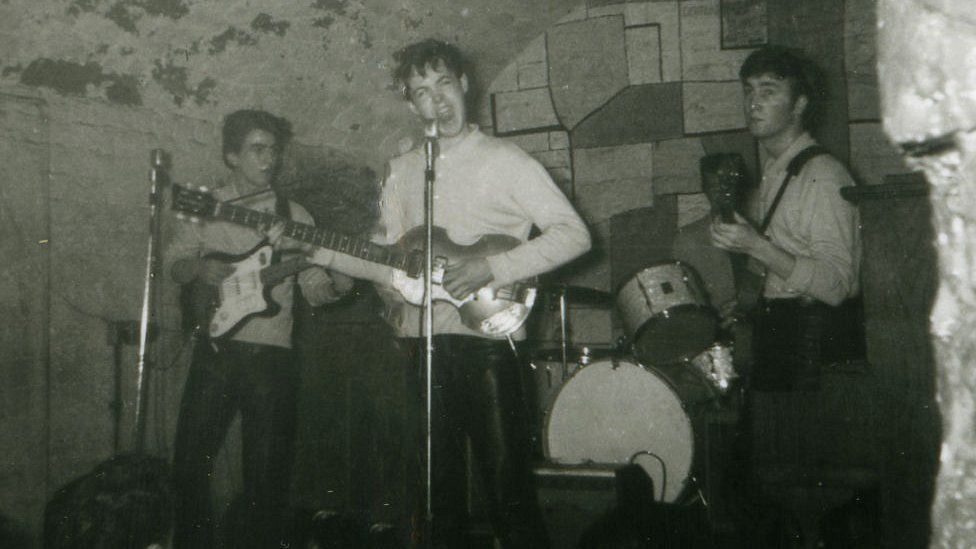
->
[846,178,941,549]
[625,0,681,82]
[492,88,562,135]
[682,81,746,134]
[626,25,663,85]
[844,0,880,120]
[571,83,684,149]
[609,197,678,292]
[679,0,754,81]
[652,137,707,195]
[848,122,912,186]
[768,0,849,162]
[548,15,630,129]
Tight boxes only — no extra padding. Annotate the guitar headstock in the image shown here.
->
[172,184,218,221]
[701,153,748,223]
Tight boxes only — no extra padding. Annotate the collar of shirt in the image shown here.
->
[761,132,817,182]
[429,123,482,161]
[215,179,277,212]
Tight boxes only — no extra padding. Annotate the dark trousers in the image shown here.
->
[172,339,299,549]
[403,335,550,549]
[751,297,865,391]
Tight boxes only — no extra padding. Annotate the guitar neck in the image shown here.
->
[213,202,410,271]
[260,257,311,285]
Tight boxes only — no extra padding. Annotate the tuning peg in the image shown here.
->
[199,185,209,192]
[175,212,185,220]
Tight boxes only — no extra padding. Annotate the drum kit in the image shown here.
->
[531,261,738,504]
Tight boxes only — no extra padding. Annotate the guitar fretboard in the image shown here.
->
[214,202,410,271]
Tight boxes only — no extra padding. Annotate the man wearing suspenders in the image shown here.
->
[711,46,863,392]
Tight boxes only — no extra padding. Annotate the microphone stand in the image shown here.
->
[134,149,167,453]
[422,121,438,535]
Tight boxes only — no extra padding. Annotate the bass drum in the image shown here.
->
[544,357,713,503]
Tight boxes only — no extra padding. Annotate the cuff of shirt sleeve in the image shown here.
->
[784,255,815,296]
[785,256,847,306]
[310,248,336,268]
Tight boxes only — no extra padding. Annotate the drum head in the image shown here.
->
[544,359,694,503]
[633,305,717,365]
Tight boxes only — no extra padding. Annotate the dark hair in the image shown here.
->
[44,454,174,549]
[392,39,468,100]
[221,109,293,168]
[739,45,826,131]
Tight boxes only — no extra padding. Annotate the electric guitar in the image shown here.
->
[172,184,538,337]
[180,244,313,339]
[708,152,762,317]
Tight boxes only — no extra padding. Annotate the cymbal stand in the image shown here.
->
[559,288,569,382]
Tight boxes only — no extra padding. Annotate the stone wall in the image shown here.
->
[877,0,976,545]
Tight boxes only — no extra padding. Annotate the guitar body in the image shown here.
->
[181,243,307,339]
[391,226,536,335]
[171,183,536,337]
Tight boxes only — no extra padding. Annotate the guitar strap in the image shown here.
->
[758,145,827,234]
[734,145,827,315]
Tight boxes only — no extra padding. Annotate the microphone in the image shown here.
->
[424,119,438,173]
[424,118,439,141]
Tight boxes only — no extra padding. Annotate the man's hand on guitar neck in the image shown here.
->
[443,257,494,300]
[264,221,314,255]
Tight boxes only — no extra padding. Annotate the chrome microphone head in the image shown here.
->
[151,149,167,168]
[424,119,439,140]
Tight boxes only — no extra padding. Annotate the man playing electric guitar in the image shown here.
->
[291,40,591,548]
[166,109,353,549]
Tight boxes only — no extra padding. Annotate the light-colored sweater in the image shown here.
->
[314,126,591,338]
[166,186,318,348]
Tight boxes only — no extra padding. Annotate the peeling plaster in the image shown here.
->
[106,2,140,33]
[312,0,349,16]
[151,59,214,106]
[17,58,143,105]
[208,26,257,54]
[313,16,336,29]
[19,58,101,95]
[67,0,189,29]
[104,73,142,105]
[250,13,290,36]
[140,0,189,19]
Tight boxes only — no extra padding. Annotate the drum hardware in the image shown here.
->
[531,284,613,382]
[540,284,614,308]
[689,342,738,393]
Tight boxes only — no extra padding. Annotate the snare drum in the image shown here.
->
[544,356,713,503]
[616,262,718,365]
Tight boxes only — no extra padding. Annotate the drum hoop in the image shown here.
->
[629,304,718,364]
[614,260,695,295]
[541,357,703,503]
